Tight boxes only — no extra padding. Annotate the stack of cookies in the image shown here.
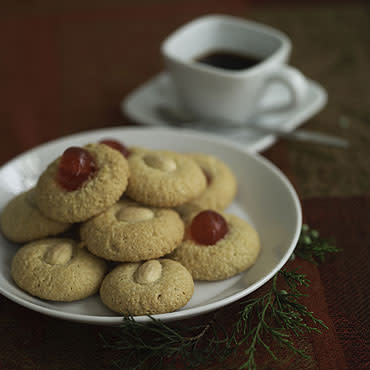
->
[0,140,260,316]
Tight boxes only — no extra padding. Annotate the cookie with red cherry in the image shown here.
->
[99,259,194,315]
[126,149,207,207]
[177,153,237,213]
[80,199,184,262]
[34,143,129,223]
[170,209,260,281]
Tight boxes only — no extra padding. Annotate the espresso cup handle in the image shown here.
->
[256,65,308,115]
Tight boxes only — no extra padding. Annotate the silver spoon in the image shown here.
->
[156,105,349,148]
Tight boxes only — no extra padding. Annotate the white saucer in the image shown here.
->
[121,72,328,153]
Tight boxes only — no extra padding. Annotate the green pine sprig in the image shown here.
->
[294,224,341,263]
[226,269,327,370]
[101,225,339,370]
[101,313,229,370]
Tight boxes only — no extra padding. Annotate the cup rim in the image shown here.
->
[161,14,292,78]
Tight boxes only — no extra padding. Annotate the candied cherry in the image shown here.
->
[56,147,97,191]
[190,210,228,245]
[100,139,130,157]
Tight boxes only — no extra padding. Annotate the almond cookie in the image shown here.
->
[34,143,129,223]
[100,259,194,315]
[177,153,237,212]
[126,150,207,207]
[11,238,107,302]
[0,188,71,243]
[170,210,260,281]
[80,199,184,262]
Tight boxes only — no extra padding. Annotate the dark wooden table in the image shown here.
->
[1,1,369,369]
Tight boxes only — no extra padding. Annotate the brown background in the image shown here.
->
[0,1,369,369]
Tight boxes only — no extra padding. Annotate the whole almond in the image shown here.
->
[44,242,73,265]
[143,154,176,172]
[134,260,162,284]
[116,206,154,223]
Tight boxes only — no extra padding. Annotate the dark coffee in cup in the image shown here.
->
[194,49,261,71]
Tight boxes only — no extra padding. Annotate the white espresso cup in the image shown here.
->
[161,14,308,125]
